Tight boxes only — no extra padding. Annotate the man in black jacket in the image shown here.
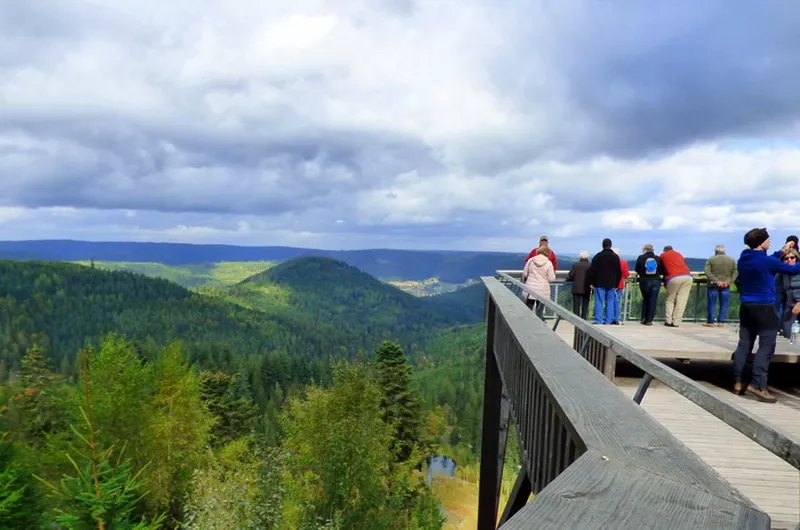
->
[635,243,663,326]
[587,238,622,325]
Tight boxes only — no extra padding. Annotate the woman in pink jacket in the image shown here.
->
[522,246,556,320]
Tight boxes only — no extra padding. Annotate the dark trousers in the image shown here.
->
[572,293,590,320]
[707,286,731,323]
[639,278,661,323]
[732,303,778,390]
[525,298,545,321]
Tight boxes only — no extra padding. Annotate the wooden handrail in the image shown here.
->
[495,271,800,470]
[479,277,770,528]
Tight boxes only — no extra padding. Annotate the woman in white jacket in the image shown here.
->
[522,246,556,320]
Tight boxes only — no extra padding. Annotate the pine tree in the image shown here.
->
[34,350,163,529]
[0,433,41,528]
[11,344,70,447]
[199,371,258,447]
[373,341,422,463]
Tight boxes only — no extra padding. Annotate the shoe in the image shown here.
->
[733,382,744,395]
[746,385,777,403]
[703,323,715,327]
[644,321,653,326]
[664,322,672,327]
[717,323,725,327]
[611,321,620,325]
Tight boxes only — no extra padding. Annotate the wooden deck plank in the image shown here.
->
[553,321,800,529]
[553,319,800,363]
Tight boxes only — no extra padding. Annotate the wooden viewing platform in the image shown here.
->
[554,321,800,528]
[563,319,800,365]
[479,273,800,530]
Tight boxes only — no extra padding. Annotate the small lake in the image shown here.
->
[427,455,456,486]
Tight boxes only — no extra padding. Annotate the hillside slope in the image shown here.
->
[0,261,360,372]
[0,258,480,372]
[207,257,482,351]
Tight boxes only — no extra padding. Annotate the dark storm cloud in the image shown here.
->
[548,1,800,158]
[0,115,443,215]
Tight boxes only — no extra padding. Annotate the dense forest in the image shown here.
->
[0,258,492,528]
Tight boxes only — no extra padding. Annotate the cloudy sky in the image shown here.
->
[2,1,800,257]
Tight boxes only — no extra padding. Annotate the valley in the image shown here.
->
[0,252,490,529]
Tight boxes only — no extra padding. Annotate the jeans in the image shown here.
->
[593,287,616,324]
[639,278,661,323]
[572,293,590,320]
[611,288,622,323]
[732,303,778,390]
[707,286,731,324]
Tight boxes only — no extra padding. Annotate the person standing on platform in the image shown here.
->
[566,251,591,319]
[587,238,621,325]
[522,246,556,321]
[703,245,738,327]
[773,235,798,328]
[776,248,800,339]
[732,228,800,403]
[524,235,558,271]
[635,244,662,326]
[612,248,630,325]
[660,245,692,327]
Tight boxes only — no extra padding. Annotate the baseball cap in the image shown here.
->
[539,235,548,242]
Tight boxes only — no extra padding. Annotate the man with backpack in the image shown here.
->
[635,244,662,326]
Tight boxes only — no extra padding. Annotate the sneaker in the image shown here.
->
[717,323,725,327]
[644,321,653,326]
[611,321,620,325]
[702,322,715,327]
[746,385,777,403]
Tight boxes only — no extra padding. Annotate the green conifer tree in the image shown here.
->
[373,341,422,463]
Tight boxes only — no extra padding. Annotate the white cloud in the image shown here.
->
[1,0,800,256]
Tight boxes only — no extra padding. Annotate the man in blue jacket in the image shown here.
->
[733,228,800,403]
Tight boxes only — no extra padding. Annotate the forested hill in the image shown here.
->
[0,259,479,373]
[201,257,481,350]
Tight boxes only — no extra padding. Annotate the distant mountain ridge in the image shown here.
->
[0,240,531,283]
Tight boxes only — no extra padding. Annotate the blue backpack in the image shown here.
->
[644,257,658,275]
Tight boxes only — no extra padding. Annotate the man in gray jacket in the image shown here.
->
[703,244,738,327]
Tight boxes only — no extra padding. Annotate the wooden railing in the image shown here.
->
[478,274,800,529]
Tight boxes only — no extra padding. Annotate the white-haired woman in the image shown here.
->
[566,251,591,319]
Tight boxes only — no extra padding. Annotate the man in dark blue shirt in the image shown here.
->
[733,228,800,402]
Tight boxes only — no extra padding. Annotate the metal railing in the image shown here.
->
[498,269,739,323]
[478,274,800,529]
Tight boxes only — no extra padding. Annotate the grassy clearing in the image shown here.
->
[74,261,275,287]
[432,462,522,529]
